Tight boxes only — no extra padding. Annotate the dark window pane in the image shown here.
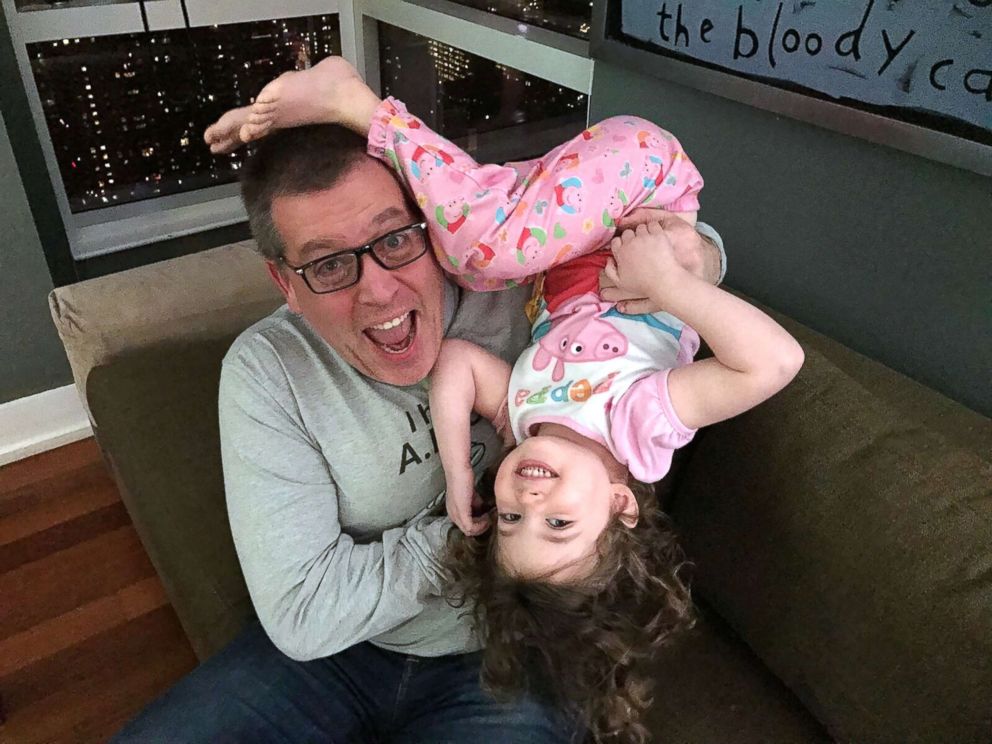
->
[378,24,587,164]
[28,15,340,212]
[446,0,592,40]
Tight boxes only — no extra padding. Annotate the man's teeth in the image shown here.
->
[370,311,410,331]
[519,466,556,478]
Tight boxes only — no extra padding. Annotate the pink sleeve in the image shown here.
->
[610,368,696,483]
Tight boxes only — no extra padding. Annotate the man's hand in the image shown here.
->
[444,467,490,536]
[604,222,693,308]
[599,209,720,313]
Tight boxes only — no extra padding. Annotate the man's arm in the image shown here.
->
[219,359,450,661]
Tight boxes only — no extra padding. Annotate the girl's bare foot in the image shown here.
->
[246,56,381,138]
[203,105,253,154]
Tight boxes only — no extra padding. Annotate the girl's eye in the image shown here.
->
[499,513,521,524]
[546,518,573,530]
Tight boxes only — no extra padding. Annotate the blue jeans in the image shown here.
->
[112,621,581,743]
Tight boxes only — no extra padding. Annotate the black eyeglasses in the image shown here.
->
[282,221,430,294]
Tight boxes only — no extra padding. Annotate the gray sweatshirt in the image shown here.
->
[219,280,533,660]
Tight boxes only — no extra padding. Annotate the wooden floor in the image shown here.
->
[0,438,198,744]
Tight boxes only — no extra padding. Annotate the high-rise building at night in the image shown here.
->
[28,15,340,212]
[380,24,588,161]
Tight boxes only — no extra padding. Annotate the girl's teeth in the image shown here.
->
[520,466,555,478]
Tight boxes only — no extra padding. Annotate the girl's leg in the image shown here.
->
[203,57,380,152]
[203,105,253,154]
[370,105,705,290]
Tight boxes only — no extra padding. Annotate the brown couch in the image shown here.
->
[49,241,992,743]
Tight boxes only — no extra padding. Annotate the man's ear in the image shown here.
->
[266,260,302,314]
[612,484,640,528]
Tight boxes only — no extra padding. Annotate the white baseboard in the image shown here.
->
[0,385,93,468]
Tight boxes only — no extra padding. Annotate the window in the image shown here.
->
[4,0,593,268]
[378,24,587,163]
[29,16,340,212]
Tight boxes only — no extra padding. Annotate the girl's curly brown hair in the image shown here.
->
[442,457,694,743]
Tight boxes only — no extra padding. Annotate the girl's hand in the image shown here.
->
[599,212,718,312]
[605,221,690,304]
[445,468,490,536]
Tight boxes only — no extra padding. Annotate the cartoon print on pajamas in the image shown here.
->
[532,296,629,382]
[553,152,581,173]
[636,130,663,149]
[580,124,602,142]
[410,144,454,181]
[436,197,470,234]
[643,154,679,192]
[469,241,496,271]
[602,188,629,228]
[368,98,702,291]
[516,226,548,266]
[554,177,584,215]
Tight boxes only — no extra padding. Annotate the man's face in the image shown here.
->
[268,158,446,386]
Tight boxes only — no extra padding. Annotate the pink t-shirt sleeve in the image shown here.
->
[609,368,696,483]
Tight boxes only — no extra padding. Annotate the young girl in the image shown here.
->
[206,58,804,742]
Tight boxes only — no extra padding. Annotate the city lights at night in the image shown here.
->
[23,3,593,215]
[29,15,340,213]
[380,25,588,156]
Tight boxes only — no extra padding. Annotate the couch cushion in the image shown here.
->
[647,604,829,742]
[672,336,992,742]
[87,337,253,660]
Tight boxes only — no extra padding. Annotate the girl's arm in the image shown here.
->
[607,222,804,430]
[430,339,513,535]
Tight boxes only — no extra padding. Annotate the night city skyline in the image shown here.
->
[30,15,340,212]
[25,5,589,214]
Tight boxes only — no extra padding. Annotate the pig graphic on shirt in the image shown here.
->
[533,295,628,382]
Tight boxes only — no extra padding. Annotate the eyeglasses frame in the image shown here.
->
[281,221,430,294]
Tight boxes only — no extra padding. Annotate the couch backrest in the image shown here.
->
[671,316,992,743]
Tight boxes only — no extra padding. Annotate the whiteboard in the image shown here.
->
[607,0,990,156]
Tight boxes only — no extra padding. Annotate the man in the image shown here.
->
[114,119,724,742]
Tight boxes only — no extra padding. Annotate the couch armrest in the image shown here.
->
[86,339,254,660]
[49,240,281,418]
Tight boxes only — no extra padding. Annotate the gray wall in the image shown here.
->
[0,111,73,405]
[590,62,990,417]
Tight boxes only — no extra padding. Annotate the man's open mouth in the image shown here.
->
[516,460,559,479]
[364,311,417,354]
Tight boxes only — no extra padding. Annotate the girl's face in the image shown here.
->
[493,434,636,580]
